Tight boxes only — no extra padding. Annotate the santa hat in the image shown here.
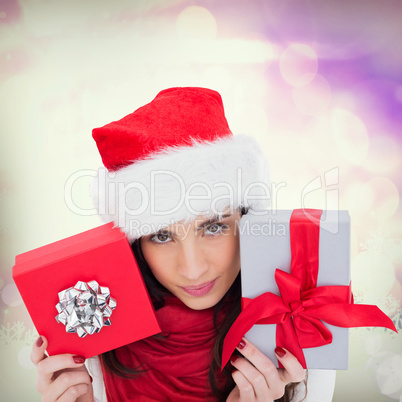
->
[91,87,270,242]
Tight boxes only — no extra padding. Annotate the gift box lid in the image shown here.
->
[13,223,162,358]
[14,222,122,274]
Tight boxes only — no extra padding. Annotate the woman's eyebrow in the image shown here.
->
[153,213,232,237]
[195,213,232,232]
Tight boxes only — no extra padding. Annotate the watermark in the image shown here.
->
[300,167,340,234]
[64,167,282,218]
[125,217,287,241]
[237,218,287,237]
[64,166,341,236]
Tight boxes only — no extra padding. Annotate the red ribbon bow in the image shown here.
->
[221,209,397,369]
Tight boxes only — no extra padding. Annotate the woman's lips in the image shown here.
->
[181,279,217,297]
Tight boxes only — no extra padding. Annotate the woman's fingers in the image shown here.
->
[275,347,306,384]
[36,353,87,393]
[231,355,272,401]
[231,369,256,401]
[31,335,51,392]
[234,338,285,399]
[31,334,92,401]
[44,369,91,402]
[31,335,48,366]
[57,383,90,402]
[230,338,306,401]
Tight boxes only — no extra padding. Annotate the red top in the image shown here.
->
[101,297,226,401]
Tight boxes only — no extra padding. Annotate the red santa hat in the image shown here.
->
[91,87,270,242]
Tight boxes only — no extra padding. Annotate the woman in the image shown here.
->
[31,87,336,401]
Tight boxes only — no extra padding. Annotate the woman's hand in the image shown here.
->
[31,336,94,402]
[227,338,306,402]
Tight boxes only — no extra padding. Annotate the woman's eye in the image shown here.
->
[150,233,171,244]
[205,223,228,235]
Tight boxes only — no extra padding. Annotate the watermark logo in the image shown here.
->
[63,166,341,237]
[64,167,279,218]
[301,167,340,234]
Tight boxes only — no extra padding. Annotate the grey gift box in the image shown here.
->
[239,210,351,369]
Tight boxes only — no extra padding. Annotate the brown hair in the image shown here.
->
[100,207,306,401]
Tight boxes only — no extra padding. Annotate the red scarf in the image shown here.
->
[101,297,225,401]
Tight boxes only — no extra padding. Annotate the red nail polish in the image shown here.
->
[237,339,246,350]
[230,355,239,365]
[73,355,86,364]
[275,347,286,358]
[36,336,43,347]
[90,376,93,383]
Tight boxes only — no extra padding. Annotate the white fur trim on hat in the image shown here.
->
[91,135,270,242]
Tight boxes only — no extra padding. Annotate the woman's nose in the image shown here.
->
[177,242,209,281]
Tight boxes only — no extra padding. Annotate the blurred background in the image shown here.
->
[0,0,401,400]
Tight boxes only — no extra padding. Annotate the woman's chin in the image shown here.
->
[176,293,221,311]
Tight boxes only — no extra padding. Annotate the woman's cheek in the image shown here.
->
[142,244,174,276]
[209,234,240,272]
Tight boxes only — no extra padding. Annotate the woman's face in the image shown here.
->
[140,211,242,310]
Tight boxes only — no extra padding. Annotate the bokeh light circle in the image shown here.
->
[242,105,269,140]
[280,44,318,87]
[376,354,402,397]
[176,6,217,40]
[343,181,375,217]
[331,108,369,165]
[352,252,394,299]
[365,177,399,220]
[363,332,382,356]
[1,283,23,307]
[292,74,331,115]
[18,346,35,369]
[203,66,232,92]
[363,134,400,174]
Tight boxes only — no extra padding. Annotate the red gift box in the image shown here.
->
[13,223,161,358]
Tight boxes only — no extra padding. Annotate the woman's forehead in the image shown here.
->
[165,212,233,232]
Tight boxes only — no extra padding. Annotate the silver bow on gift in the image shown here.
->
[55,280,117,338]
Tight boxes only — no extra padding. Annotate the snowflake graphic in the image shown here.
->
[360,230,402,263]
[375,294,401,317]
[391,308,402,333]
[0,321,38,346]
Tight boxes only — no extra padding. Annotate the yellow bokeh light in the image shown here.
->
[279,44,318,87]
[176,6,217,40]
[242,104,269,141]
[203,66,232,92]
[331,108,369,165]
